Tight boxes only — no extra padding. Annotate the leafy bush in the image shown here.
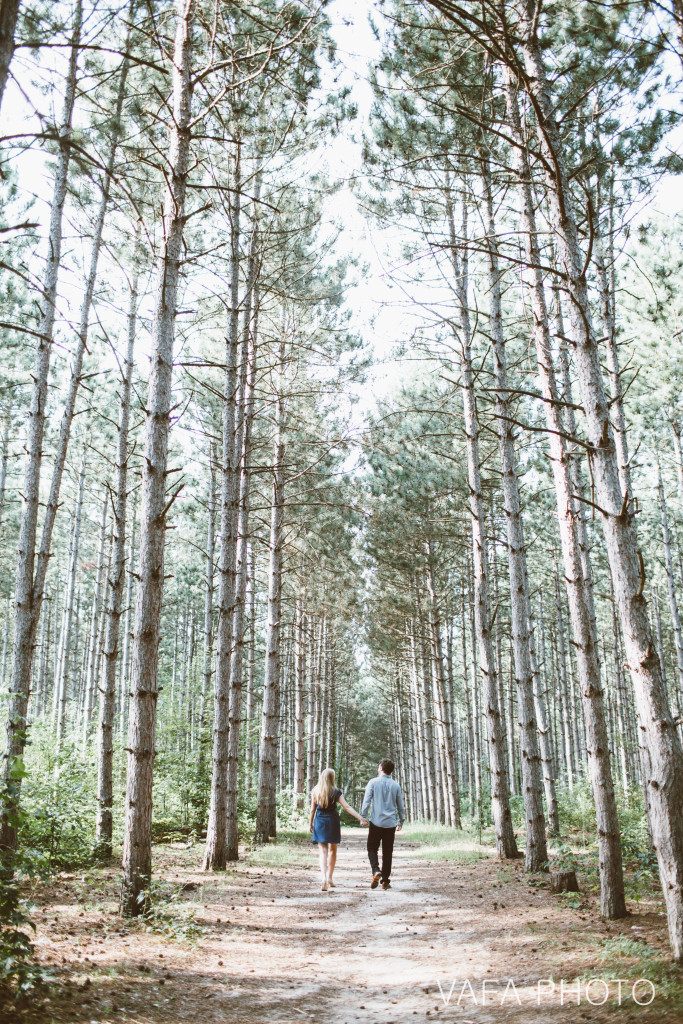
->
[554,780,597,838]
[0,773,52,1002]
[276,786,308,831]
[509,793,526,829]
[0,875,39,1000]
[154,741,204,836]
[19,733,96,868]
[548,839,578,873]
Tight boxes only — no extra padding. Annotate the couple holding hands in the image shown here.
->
[309,759,405,892]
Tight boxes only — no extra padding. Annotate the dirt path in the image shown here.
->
[23,829,680,1022]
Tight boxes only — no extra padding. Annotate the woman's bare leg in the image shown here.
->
[328,843,338,882]
[318,843,329,883]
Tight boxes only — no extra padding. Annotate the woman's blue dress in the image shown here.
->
[311,787,343,844]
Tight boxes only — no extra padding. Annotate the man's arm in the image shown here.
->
[361,778,374,820]
[396,784,406,827]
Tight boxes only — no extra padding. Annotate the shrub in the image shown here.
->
[0,772,52,1003]
[19,733,96,869]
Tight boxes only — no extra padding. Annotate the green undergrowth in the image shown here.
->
[140,879,207,947]
[547,784,660,906]
[593,936,683,1010]
[400,822,491,863]
[242,828,312,868]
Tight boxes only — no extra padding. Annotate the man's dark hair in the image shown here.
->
[380,758,395,775]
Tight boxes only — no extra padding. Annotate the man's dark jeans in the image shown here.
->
[367,822,396,880]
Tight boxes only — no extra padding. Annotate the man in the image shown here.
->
[360,758,405,890]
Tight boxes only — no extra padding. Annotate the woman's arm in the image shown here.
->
[338,794,364,822]
[309,795,317,832]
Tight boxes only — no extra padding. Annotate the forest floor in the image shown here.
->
[9,825,683,1023]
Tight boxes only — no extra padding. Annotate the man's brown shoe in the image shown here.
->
[371,872,382,889]
[382,879,391,890]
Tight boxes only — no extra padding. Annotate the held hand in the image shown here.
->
[360,817,369,827]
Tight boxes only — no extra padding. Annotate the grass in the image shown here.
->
[400,821,491,863]
[593,936,683,1007]
[242,828,312,868]
[238,821,493,868]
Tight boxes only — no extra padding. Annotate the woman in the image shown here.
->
[309,768,365,891]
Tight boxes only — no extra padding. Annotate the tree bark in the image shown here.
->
[95,258,137,860]
[293,601,306,810]
[448,196,517,857]
[245,542,256,789]
[225,310,258,860]
[517,24,683,944]
[0,415,10,535]
[120,0,194,916]
[119,501,136,746]
[529,596,560,834]
[203,139,242,871]
[198,443,216,776]
[480,158,547,869]
[255,345,287,844]
[82,491,109,745]
[0,0,82,858]
[507,70,625,918]
[424,544,461,828]
[555,566,575,787]
[55,457,86,749]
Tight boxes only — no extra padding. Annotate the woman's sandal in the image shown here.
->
[327,878,336,888]
[321,881,328,891]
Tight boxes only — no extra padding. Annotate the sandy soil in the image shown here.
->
[12,829,683,1023]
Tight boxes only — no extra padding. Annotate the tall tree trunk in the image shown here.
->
[448,197,517,858]
[491,533,510,792]
[306,619,320,796]
[33,596,49,721]
[0,0,82,858]
[119,501,136,746]
[293,601,306,810]
[55,457,86,749]
[225,314,258,860]
[0,414,10,534]
[479,159,547,869]
[120,0,194,916]
[255,346,287,844]
[0,599,8,697]
[82,491,109,744]
[507,72,625,918]
[594,223,632,504]
[458,593,473,818]
[409,619,429,819]
[424,544,461,828]
[245,542,256,790]
[198,443,216,775]
[517,27,683,944]
[95,259,137,860]
[530,596,560,834]
[32,0,135,644]
[203,140,242,871]
[555,566,575,788]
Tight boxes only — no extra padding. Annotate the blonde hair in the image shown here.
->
[312,768,336,808]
